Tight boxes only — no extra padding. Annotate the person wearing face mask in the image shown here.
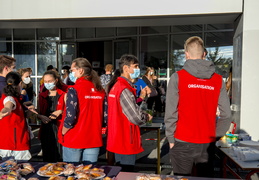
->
[106,54,152,172]
[38,70,66,162]
[142,67,162,115]
[17,68,32,103]
[61,66,75,86]
[0,72,31,160]
[59,58,105,164]
[0,55,16,98]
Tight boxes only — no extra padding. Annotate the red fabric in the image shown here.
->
[0,95,30,150]
[59,77,105,149]
[107,77,144,155]
[174,69,222,143]
[38,88,66,128]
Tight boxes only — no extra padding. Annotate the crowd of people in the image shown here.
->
[0,36,232,177]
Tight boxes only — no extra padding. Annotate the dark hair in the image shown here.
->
[62,66,70,71]
[72,58,103,91]
[47,65,54,71]
[43,70,64,90]
[0,55,16,74]
[119,54,139,73]
[107,69,121,94]
[3,72,21,98]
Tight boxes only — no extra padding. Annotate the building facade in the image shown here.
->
[1,0,258,141]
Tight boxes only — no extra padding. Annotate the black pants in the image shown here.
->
[170,141,215,177]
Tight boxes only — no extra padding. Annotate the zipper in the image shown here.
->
[14,128,16,149]
[130,125,133,144]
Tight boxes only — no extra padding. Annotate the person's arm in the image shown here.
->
[62,88,78,135]
[164,73,179,149]
[120,89,151,125]
[0,98,15,119]
[216,80,232,138]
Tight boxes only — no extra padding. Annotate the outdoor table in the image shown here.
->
[219,147,259,180]
[140,123,162,174]
[115,172,237,180]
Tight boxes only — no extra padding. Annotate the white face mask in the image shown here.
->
[23,77,31,84]
[61,69,65,75]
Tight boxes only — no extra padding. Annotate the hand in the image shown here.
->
[153,76,157,80]
[62,126,70,135]
[37,114,51,124]
[145,86,152,96]
[147,114,153,121]
[169,143,174,149]
[140,87,147,100]
[49,110,63,119]
[0,109,10,119]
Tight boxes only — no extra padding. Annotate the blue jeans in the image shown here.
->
[115,153,136,165]
[63,146,100,164]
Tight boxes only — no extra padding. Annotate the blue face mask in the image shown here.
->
[130,68,140,79]
[44,82,55,90]
[69,72,77,83]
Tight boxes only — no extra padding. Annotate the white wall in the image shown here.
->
[240,0,259,141]
[0,0,242,20]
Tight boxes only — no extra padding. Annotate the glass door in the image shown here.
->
[57,43,77,69]
[113,40,133,69]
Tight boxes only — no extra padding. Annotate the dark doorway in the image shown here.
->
[78,41,105,75]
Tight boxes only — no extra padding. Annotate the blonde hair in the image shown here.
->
[144,67,154,76]
[184,36,204,58]
[105,64,113,72]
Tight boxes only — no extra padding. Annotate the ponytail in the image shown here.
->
[107,69,121,94]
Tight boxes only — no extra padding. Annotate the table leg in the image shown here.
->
[157,128,161,174]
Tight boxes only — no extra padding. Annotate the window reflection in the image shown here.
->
[140,35,168,78]
[0,42,12,56]
[37,42,57,75]
[14,42,35,70]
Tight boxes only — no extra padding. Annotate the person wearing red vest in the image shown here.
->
[107,54,152,172]
[164,36,231,177]
[0,72,31,160]
[60,58,105,164]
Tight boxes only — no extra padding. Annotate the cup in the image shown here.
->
[146,109,153,126]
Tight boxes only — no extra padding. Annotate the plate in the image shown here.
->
[89,172,106,179]
[37,170,63,177]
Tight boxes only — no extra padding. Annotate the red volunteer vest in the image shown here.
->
[0,95,30,150]
[175,69,222,143]
[107,77,144,154]
[59,77,105,149]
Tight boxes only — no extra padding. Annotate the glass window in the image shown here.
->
[61,28,75,40]
[37,28,59,40]
[37,42,57,75]
[96,28,115,37]
[172,25,202,33]
[0,29,12,41]
[140,35,168,77]
[206,24,234,30]
[205,32,234,47]
[141,26,168,34]
[77,28,95,39]
[14,29,35,40]
[14,42,35,70]
[170,33,202,75]
[205,31,233,75]
[117,27,137,36]
[0,42,12,56]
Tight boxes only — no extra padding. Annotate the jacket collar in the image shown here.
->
[40,88,65,98]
